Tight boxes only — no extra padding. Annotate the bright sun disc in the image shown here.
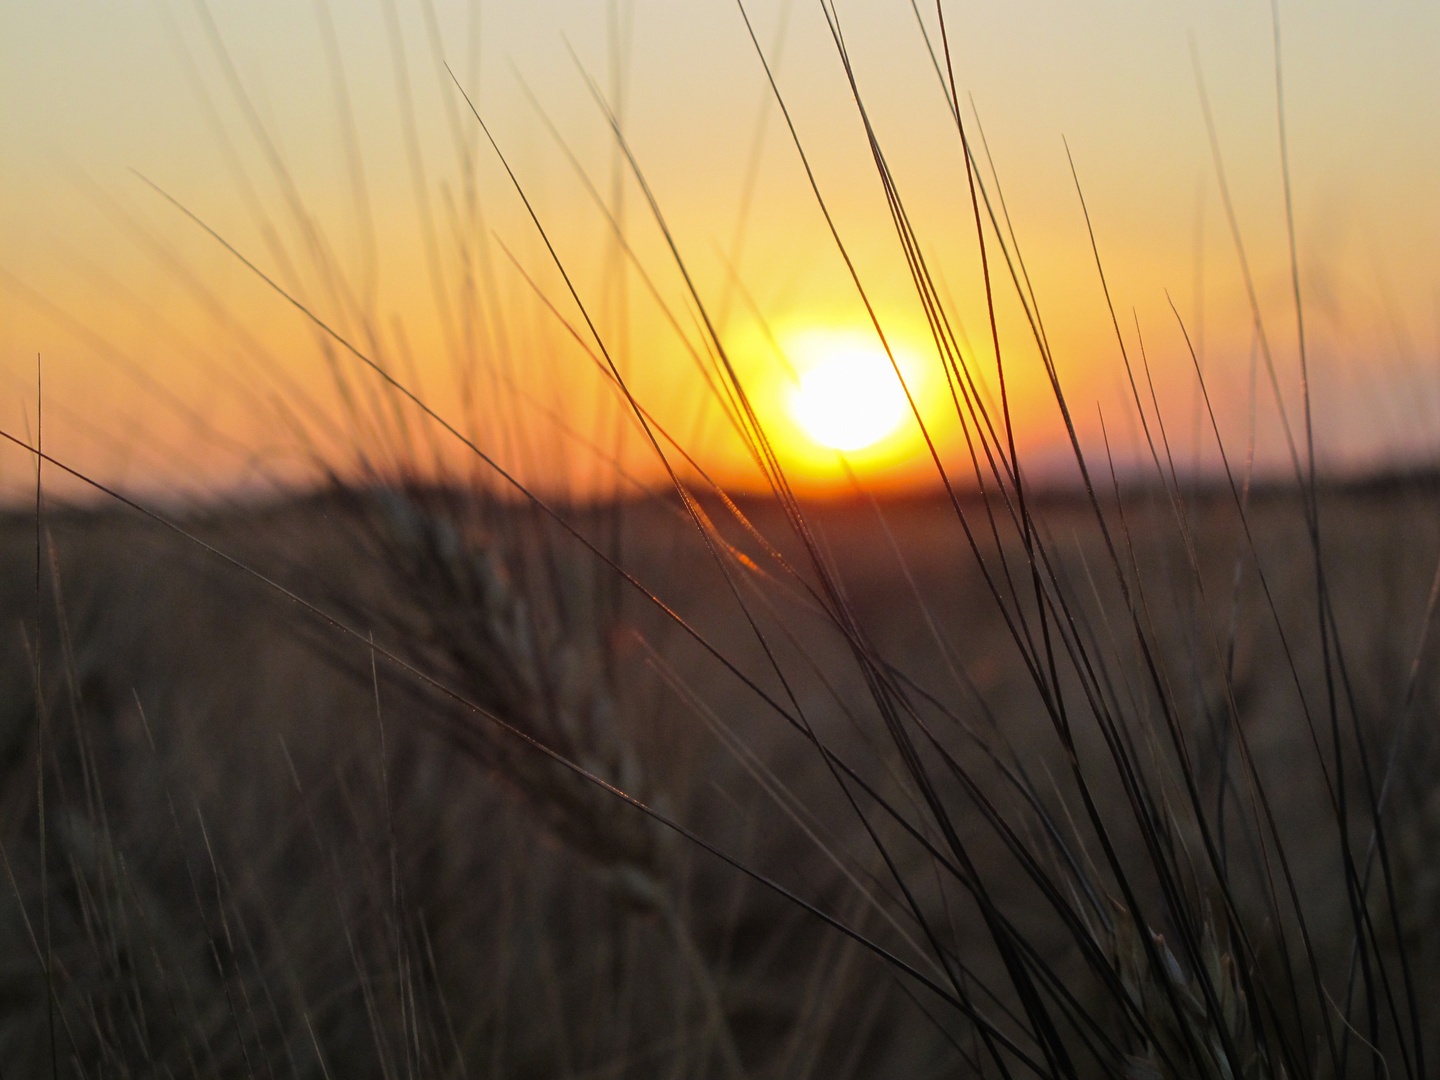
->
[789,350,909,452]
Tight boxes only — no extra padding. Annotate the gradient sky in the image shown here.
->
[3,0,1437,498]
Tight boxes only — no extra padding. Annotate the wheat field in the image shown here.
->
[3,1,1439,1077]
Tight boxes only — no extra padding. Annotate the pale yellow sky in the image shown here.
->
[2,1,1437,498]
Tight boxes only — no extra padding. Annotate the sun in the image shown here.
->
[789,349,910,452]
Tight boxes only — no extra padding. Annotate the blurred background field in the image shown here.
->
[5,476,1440,1075]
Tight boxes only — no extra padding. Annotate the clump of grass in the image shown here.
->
[1108,899,1259,1080]
[356,485,675,913]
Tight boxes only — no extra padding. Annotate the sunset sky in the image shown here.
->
[2,0,1437,498]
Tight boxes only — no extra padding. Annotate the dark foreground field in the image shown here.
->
[3,475,1439,1078]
